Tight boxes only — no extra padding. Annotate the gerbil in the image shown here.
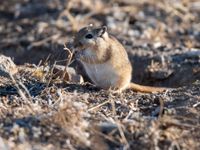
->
[73,25,166,93]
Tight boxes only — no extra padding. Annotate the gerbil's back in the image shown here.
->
[108,35,131,69]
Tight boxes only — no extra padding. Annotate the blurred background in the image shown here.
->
[0,0,199,86]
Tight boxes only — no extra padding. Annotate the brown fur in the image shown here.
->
[73,26,166,93]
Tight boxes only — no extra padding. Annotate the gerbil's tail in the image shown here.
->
[128,83,166,93]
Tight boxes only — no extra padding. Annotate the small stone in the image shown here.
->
[0,55,18,78]
[53,65,83,83]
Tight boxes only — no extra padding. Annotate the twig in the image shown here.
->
[158,98,164,120]
[46,61,57,87]
[9,73,30,101]
[110,99,116,116]
[88,100,110,112]
[8,73,34,113]
[193,101,200,108]
[62,43,74,80]
[42,54,51,66]
[115,120,129,149]
[63,43,74,66]
[92,128,121,146]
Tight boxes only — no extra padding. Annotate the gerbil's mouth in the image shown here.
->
[73,42,86,60]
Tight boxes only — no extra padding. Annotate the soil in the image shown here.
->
[0,0,200,150]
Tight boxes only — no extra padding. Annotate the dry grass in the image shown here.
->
[0,67,199,149]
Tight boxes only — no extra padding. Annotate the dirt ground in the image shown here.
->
[0,0,200,150]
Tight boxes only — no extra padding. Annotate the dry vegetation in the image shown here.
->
[0,0,200,149]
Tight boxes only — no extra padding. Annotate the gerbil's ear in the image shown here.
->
[97,26,107,37]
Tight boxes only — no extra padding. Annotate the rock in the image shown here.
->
[146,61,174,80]
[53,65,83,83]
[0,55,18,77]
[148,69,174,80]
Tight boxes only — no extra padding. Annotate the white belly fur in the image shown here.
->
[82,62,118,89]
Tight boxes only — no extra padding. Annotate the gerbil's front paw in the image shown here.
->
[74,51,83,60]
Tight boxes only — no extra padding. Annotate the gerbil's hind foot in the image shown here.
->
[107,87,123,94]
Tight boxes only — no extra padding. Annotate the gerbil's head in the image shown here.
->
[74,25,108,49]
[73,25,110,63]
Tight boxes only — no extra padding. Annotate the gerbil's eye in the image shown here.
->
[85,34,93,39]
